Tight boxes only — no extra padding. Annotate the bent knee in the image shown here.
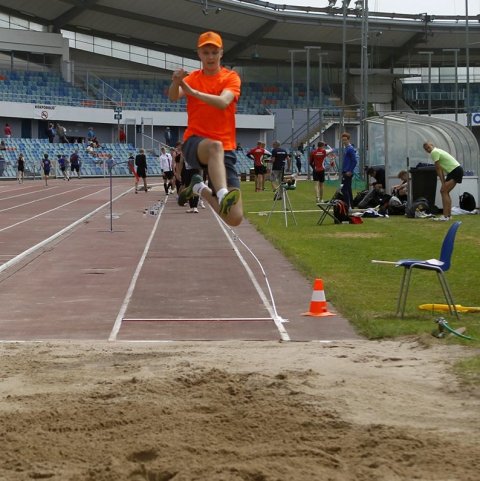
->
[206,139,224,156]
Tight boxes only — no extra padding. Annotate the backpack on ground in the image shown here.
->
[406,197,430,218]
[459,192,476,211]
[333,199,349,224]
[352,189,369,207]
[387,196,406,216]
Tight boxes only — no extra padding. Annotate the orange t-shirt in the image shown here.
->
[183,67,240,151]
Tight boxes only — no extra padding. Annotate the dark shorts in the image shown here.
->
[313,170,325,182]
[254,165,267,175]
[163,170,174,180]
[70,164,79,173]
[446,165,463,184]
[183,135,239,189]
[43,168,50,175]
[137,167,147,179]
[18,166,24,172]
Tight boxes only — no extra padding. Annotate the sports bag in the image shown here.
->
[406,197,430,218]
[333,199,350,224]
[459,192,476,212]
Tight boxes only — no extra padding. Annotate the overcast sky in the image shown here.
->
[268,1,480,16]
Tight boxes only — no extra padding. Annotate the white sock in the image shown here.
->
[216,188,228,203]
[193,182,207,196]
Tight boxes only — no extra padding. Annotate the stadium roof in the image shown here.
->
[0,0,479,69]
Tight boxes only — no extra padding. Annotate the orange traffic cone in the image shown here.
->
[302,278,335,317]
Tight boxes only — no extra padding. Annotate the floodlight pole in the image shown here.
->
[340,0,351,165]
[305,45,322,180]
[443,48,459,122]
[318,52,329,141]
[289,49,305,158]
[419,51,434,116]
[359,0,369,176]
[465,0,471,129]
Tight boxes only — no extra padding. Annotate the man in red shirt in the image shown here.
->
[168,31,242,226]
[4,123,12,138]
[118,126,126,143]
[247,141,271,192]
[310,141,330,203]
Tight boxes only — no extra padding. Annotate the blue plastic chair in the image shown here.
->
[396,221,461,319]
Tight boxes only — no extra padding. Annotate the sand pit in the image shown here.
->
[0,339,479,481]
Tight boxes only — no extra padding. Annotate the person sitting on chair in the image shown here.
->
[391,170,408,202]
[358,166,386,209]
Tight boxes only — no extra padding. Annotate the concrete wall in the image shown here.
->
[0,28,69,61]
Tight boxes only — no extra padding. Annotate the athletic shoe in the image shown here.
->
[193,207,199,213]
[186,208,195,213]
[219,189,240,217]
[432,215,451,222]
[178,174,202,206]
[199,199,206,209]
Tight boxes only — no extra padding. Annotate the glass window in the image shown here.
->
[10,17,29,30]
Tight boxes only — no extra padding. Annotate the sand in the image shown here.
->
[0,338,479,481]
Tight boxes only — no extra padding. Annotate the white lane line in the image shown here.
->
[212,211,291,342]
[0,187,110,233]
[0,186,86,212]
[0,185,59,200]
[108,199,166,342]
[123,317,274,322]
[0,188,131,275]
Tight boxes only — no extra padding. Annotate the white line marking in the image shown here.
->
[0,187,111,233]
[213,213,291,342]
[0,185,86,213]
[0,188,131,275]
[108,198,166,341]
[123,317,274,322]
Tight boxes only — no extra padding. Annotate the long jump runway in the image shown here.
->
[0,178,360,342]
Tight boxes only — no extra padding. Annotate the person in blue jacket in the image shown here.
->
[340,132,357,209]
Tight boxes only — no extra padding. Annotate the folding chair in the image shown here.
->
[317,186,343,225]
[372,221,461,319]
[316,201,339,225]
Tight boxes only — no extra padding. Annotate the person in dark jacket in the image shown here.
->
[340,132,357,209]
[135,148,148,193]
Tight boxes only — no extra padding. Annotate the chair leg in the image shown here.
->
[437,272,460,320]
[396,267,411,318]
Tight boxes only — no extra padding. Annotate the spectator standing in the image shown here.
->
[135,148,148,193]
[247,141,271,192]
[294,150,303,175]
[4,123,12,138]
[270,140,289,196]
[340,132,357,209]
[168,30,243,227]
[87,127,95,142]
[423,141,464,221]
[70,150,81,178]
[310,141,329,203]
[47,122,56,143]
[118,126,126,143]
[159,146,174,195]
[41,154,51,187]
[127,153,139,192]
[17,152,25,184]
[56,123,69,143]
[172,142,183,196]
